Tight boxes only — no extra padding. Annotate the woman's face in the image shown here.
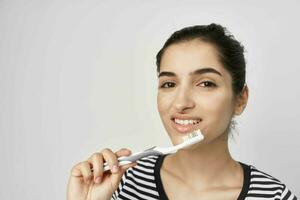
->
[157,39,236,146]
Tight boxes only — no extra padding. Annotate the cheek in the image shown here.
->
[199,90,234,124]
[157,93,174,138]
[157,93,164,113]
[157,95,167,121]
[157,92,173,114]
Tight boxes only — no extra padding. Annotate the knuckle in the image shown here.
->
[109,157,118,167]
[71,165,79,174]
[118,148,130,154]
[91,152,101,159]
[109,156,118,165]
[81,162,92,172]
[102,149,116,160]
[73,162,81,169]
[101,148,110,153]
[82,160,90,166]
[84,171,93,180]
[102,148,109,152]
[92,163,102,174]
[79,161,87,167]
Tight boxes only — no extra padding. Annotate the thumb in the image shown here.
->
[108,148,137,189]
[109,162,137,189]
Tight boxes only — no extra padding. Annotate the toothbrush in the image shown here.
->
[102,129,204,172]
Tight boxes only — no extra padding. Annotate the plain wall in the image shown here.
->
[0,0,299,199]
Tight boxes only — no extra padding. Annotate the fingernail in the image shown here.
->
[95,177,101,184]
[111,165,119,173]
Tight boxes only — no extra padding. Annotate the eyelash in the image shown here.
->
[160,82,176,88]
[159,81,217,88]
[198,81,217,88]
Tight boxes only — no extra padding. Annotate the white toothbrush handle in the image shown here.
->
[103,146,162,172]
[103,160,133,171]
[101,130,204,172]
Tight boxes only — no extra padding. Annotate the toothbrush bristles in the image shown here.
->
[182,129,201,142]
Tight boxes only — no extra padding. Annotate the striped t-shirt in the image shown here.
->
[111,155,297,200]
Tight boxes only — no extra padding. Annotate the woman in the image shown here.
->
[67,23,297,200]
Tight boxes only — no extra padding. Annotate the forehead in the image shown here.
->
[160,40,229,78]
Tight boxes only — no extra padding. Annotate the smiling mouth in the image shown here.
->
[171,118,202,133]
[173,118,201,125]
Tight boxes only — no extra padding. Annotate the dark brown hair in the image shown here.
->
[156,23,246,96]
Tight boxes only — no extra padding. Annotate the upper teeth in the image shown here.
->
[174,119,201,125]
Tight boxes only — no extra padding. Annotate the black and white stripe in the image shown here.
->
[112,156,159,200]
[245,166,297,199]
[111,155,297,200]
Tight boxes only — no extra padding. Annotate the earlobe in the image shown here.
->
[234,84,249,116]
[234,106,246,116]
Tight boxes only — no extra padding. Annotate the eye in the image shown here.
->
[160,82,176,88]
[198,81,216,88]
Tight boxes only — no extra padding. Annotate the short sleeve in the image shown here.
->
[280,184,298,200]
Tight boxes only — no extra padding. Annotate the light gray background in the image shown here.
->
[0,0,299,199]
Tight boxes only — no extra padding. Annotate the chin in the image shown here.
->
[177,144,202,154]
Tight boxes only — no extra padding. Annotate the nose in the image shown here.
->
[173,87,195,113]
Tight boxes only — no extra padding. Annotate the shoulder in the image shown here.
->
[111,155,160,200]
[244,163,297,200]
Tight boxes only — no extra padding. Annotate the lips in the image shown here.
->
[171,117,202,134]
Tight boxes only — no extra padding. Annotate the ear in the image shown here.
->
[234,84,249,116]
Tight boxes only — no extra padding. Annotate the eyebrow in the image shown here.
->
[158,67,223,78]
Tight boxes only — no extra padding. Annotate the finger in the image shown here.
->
[114,148,136,170]
[70,163,84,177]
[110,162,138,189]
[115,148,132,157]
[102,148,119,174]
[78,161,93,184]
[88,153,104,184]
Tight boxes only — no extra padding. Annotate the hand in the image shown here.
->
[67,148,137,200]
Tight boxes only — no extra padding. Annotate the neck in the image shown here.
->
[165,132,242,189]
